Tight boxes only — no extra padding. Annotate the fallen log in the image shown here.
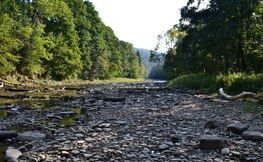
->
[219,88,263,102]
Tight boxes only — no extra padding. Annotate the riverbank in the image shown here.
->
[0,77,145,88]
[169,73,263,96]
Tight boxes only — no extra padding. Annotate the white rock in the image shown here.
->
[5,149,22,160]
[221,148,230,155]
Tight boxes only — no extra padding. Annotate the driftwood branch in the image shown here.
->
[219,88,263,102]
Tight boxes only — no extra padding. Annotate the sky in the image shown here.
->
[89,0,188,50]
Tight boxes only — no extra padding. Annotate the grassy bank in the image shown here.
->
[1,77,144,88]
[169,73,263,95]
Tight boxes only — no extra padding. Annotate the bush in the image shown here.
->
[169,73,263,94]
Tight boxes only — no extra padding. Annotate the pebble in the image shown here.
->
[71,150,80,155]
[75,133,84,138]
[158,144,170,151]
[221,148,230,155]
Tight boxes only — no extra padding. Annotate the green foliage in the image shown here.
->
[169,73,217,92]
[18,22,53,77]
[0,0,144,81]
[148,65,165,79]
[0,14,21,75]
[47,33,82,80]
[170,73,263,94]
[162,0,263,78]
[216,73,263,94]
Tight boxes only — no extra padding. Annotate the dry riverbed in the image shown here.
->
[0,81,262,162]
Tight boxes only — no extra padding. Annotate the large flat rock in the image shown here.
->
[226,122,249,134]
[0,130,18,140]
[17,131,46,141]
[242,131,263,141]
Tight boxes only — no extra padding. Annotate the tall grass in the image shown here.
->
[169,73,263,95]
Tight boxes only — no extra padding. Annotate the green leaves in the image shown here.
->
[0,14,21,75]
[163,0,263,78]
[0,0,145,80]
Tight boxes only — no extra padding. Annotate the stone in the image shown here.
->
[7,158,19,162]
[204,120,219,129]
[98,123,111,128]
[231,151,243,159]
[0,130,18,140]
[61,151,70,157]
[247,128,263,133]
[158,144,170,151]
[221,148,230,155]
[142,148,150,154]
[77,140,85,144]
[5,149,22,160]
[114,121,127,125]
[60,111,76,116]
[164,141,174,146]
[226,122,249,134]
[71,150,80,155]
[170,135,181,143]
[17,131,46,141]
[126,153,136,158]
[85,137,95,142]
[199,135,224,149]
[75,133,84,138]
[28,157,37,162]
[242,131,263,141]
[104,97,126,102]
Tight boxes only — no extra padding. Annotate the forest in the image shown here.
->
[0,0,145,81]
[154,0,263,78]
[148,0,263,94]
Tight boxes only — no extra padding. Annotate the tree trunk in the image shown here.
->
[238,37,246,72]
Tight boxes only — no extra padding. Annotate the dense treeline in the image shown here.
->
[154,0,263,79]
[0,0,145,81]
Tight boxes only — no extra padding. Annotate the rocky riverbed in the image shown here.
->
[0,81,262,162]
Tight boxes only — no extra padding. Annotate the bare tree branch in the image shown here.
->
[219,88,263,102]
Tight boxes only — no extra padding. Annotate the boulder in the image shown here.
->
[226,122,249,134]
[242,131,263,141]
[5,148,22,160]
[199,135,224,149]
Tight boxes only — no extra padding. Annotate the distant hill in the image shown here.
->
[134,48,155,77]
[134,48,166,79]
